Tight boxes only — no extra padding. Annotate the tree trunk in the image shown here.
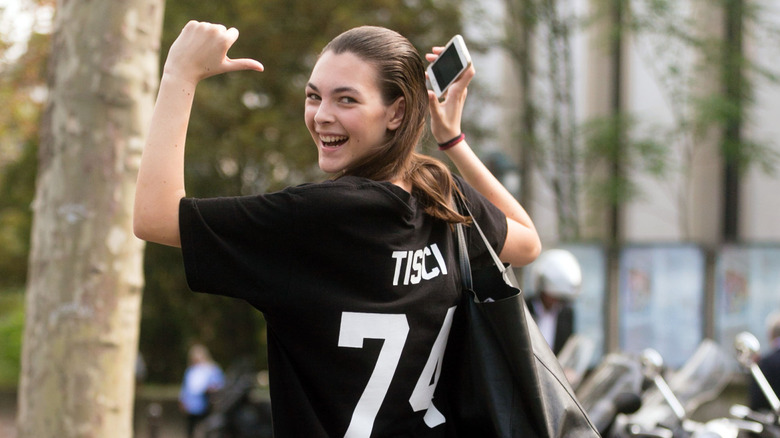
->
[17,1,164,437]
[503,0,538,211]
[721,0,743,242]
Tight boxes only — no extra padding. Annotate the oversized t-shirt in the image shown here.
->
[179,175,507,438]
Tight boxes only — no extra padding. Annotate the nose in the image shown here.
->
[314,101,335,125]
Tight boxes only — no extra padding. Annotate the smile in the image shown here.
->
[320,135,349,147]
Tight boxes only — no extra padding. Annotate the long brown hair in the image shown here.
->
[321,26,468,224]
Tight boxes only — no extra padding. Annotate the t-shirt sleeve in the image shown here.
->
[179,193,298,304]
[454,175,508,268]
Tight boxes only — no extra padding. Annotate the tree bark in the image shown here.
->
[17,1,164,437]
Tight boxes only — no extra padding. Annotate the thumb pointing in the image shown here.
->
[226,58,264,73]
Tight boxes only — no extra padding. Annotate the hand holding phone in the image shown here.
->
[426,35,472,99]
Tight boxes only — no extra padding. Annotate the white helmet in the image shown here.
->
[532,249,582,300]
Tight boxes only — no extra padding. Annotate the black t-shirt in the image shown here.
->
[179,175,507,437]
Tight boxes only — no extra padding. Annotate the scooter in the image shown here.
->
[727,331,780,437]
[574,351,645,436]
[609,340,741,438]
[557,334,597,389]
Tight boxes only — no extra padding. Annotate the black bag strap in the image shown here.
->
[454,193,519,292]
[455,222,473,291]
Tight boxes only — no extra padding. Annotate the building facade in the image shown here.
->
[468,0,780,365]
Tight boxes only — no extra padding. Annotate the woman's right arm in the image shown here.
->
[133,21,263,247]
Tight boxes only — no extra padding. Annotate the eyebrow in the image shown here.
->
[307,83,362,95]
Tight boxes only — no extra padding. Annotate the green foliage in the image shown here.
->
[582,113,668,208]
[0,5,48,289]
[621,0,779,174]
[137,0,465,382]
[572,0,780,241]
[0,0,50,390]
[139,243,268,382]
[0,136,38,290]
[0,289,24,388]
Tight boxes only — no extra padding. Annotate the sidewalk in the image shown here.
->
[0,388,188,438]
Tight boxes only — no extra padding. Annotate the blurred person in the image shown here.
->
[748,312,780,412]
[179,343,225,438]
[527,249,582,355]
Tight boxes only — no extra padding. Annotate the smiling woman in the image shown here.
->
[305,50,405,177]
[134,21,540,437]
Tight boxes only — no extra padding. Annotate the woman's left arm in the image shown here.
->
[426,50,541,266]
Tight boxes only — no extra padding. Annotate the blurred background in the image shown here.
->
[2,0,780,436]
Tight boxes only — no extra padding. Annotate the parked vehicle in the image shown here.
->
[608,340,739,438]
[575,350,645,436]
[729,331,780,438]
[557,334,597,389]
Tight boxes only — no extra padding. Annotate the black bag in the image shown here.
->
[442,198,599,438]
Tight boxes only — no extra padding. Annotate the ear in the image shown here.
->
[386,97,406,131]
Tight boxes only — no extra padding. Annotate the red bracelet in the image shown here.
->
[437,133,465,151]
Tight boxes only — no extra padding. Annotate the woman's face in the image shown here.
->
[305,51,404,174]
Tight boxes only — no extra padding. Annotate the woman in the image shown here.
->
[134,21,540,437]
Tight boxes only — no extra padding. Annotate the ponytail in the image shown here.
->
[407,152,471,224]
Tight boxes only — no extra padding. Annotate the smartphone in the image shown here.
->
[426,35,472,98]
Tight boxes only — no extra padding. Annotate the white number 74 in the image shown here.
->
[338,307,456,438]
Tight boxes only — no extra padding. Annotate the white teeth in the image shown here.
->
[320,135,348,143]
